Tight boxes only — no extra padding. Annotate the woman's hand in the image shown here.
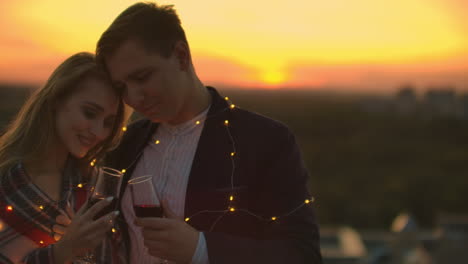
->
[52,197,119,263]
[52,203,74,242]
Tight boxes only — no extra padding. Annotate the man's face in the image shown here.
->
[106,39,189,124]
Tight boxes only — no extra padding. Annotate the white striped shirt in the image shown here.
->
[122,108,210,264]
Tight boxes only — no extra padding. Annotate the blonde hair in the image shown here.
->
[0,52,129,176]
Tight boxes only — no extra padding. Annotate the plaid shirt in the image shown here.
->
[0,159,128,264]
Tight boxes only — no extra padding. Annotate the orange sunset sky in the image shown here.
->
[0,0,467,92]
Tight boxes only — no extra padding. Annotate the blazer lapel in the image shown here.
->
[118,120,159,200]
[184,88,236,229]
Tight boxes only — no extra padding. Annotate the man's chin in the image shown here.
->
[149,116,164,123]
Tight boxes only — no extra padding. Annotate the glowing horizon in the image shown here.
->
[1,0,467,91]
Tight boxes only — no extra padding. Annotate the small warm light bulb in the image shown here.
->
[229,207,235,212]
[77,183,83,188]
[225,96,229,101]
[122,127,127,132]
[185,217,190,222]
[230,104,235,109]
[6,205,13,212]
[39,205,44,210]
[229,195,234,201]
[121,169,126,173]
[305,199,310,204]
[271,216,277,221]
[230,152,236,157]
[39,240,44,245]
[112,228,116,233]
[224,120,229,125]
[90,162,95,167]
[155,140,160,144]
[195,120,201,125]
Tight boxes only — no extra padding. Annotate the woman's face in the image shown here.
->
[55,77,119,158]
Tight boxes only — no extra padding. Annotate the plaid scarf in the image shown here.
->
[0,159,128,263]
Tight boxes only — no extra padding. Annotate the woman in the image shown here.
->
[0,52,129,263]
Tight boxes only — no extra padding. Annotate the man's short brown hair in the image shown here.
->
[96,2,188,67]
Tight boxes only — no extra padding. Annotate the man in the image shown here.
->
[97,2,321,263]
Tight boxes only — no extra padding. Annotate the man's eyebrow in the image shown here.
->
[111,66,153,88]
[126,66,152,79]
[83,101,104,112]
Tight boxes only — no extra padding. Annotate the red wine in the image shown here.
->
[88,197,117,220]
[134,205,163,218]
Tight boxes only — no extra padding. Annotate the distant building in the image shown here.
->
[435,213,468,241]
[321,226,366,264]
[395,85,418,115]
[432,213,468,263]
[391,212,419,233]
[423,88,457,118]
[360,96,394,114]
[458,94,468,120]
[388,212,434,264]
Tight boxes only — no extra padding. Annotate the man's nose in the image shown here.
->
[125,84,145,108]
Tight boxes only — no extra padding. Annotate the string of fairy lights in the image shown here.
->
[1,95,315,241]
[112,95,314,231]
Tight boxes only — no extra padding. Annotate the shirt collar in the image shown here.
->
[159,105,211,136]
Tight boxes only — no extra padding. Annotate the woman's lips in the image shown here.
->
[78,135,94,148]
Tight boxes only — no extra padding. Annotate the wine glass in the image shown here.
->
[88,167,123,218]
[129,175,163,218]
[128,175,168,264]
[77,166,123,263]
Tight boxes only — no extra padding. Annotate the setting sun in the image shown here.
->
[261,70,288,86]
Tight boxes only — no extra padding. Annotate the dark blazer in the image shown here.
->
[106,87,322,263]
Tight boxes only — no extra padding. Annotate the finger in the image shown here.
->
[66,201,75,218]
[144,238,168,249]
[82,197,114,220]
[146,241,169,259]
[56,214,71,226]
[141,228,169,242]
[135,217,172,230]
[84,210,120,234]
[54,233,62,242]
[75,198,90,216]
[52,224,66,235]
[143,239,169,259]
[77,211,119,248]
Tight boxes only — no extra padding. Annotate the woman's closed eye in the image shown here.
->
[82,107,97,119]
[133,70,152,82]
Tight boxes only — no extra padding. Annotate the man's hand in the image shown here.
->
[135,205,200,264]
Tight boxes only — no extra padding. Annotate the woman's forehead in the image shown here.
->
[72,77,119,111]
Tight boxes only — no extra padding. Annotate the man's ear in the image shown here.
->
[173,40,191,71]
